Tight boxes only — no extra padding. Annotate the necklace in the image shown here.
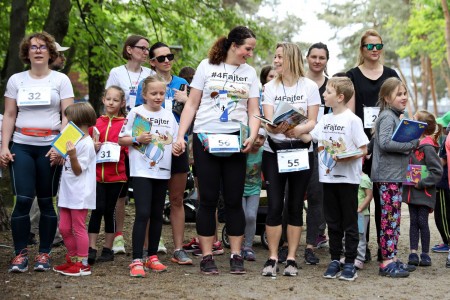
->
[124,65,143,92]
[281,79,299,101]
[222,63,240,90]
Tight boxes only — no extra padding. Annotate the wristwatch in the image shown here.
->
[132,137,140,146]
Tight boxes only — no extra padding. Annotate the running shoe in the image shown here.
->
[112,235,126,254]
[129,259,145,278]
[323,260,341,279]
[53,254,74,273]
[407,253,419,266]
[96,248,114,263]
[241,248,256,261]
[171,249,193,265]
[158,239,167,254]
[8,249,29,273]
[419,253,432,266]
[212,241,224,255]
[88,247,97,265]
[182,237,200,252]
[315,234,328,248]
[379,261,409,278]
[283,259,299,276]
[339,263,358,281]
[262,258,278,277]
[277,246,288,264]
[354,259,364,270]
[34,253,51,272]
[144,255,167,272]
[200,254,219,275]
[304,248,320,265]
[230,254,246,274]
[60,262,91,276]
[432,243,449,253]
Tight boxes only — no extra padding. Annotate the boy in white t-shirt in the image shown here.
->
[299,77,369,281]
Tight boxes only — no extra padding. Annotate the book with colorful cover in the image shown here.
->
[254,102,308,130]
[404,164,429,185]
[92,126,100,143]
[132,113,151,154]
[51,121,85,157]
[240,122,249,149]
[336,149,363,159]
[392,119,427,142]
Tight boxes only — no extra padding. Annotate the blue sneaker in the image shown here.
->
[431,243,449,253]
[323,260,341,279]
[8,249,29,273]
[419,253,432,266]
[379,261,409,278]
[34,253,51,271]
[407,253,419,266]
[339,263,358,281]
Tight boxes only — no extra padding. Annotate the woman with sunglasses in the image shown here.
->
[346,29,402,264]
[1,32,74,273]
[134,41,192,265]
[104,35,155,256]
[173,26,260,275]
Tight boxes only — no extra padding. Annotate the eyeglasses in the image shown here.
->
[151,54,175,63]
[132,45,150,52]
[30,45,48,52]
[363,43,384,51]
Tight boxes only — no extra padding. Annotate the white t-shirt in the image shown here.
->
[191,59,260,133]
[310,109,369,184]
[262,77,321,152]
[105,65,154,108]
[4,70,74,146]
[58,137,96,209]
[119,105,178,179]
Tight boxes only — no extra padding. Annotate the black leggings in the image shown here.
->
[193,133,246,236]
[131,177,168,259]
[88,182,124,234]
[262,150,313,226]
[435,188,450,245]
[409,204,431,253]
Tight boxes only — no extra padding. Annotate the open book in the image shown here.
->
[392,119,427,143]
[254,102,308,130]
[335,150,363,159]
[51,121,85,157]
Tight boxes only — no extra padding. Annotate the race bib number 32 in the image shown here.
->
[17,86,51,106]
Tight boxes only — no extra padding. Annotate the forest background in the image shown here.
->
[0,0,449,228]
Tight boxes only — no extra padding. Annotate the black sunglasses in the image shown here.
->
[363,43,384,51]
[132,45,150,52]
[151,54,175,63]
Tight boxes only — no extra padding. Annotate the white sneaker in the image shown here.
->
[157,238,167,254]
[112,235,126,254]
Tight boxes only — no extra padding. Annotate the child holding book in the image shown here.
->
[299,77,369,281]
[87,86,128,264]
[241,127,266,261]
[404,110,443,267]
[371,77,420,278]
[53,102,97,276]
[119,75,178,278]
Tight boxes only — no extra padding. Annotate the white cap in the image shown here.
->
[258,127,267,137]
[55,42,69,52]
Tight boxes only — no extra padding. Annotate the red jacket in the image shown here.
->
[90,115,127,183]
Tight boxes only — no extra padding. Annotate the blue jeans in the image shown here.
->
[9,142,61,255]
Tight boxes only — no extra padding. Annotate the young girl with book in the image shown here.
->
[371,77,419,278]
[119,75,178,277]
[53,102,97,276]
[87,86,128,264]
[404,110,443,267]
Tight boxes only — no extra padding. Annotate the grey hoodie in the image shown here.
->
[371,108,419,182]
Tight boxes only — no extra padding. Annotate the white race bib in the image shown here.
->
[165,98,173,111]
[277,149,309,173]
[96,142,121,163]
[128,90,137,109]
[17,86,51,106]
[208,134,240,153]
[363,107,380,129]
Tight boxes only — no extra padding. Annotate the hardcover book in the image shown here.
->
[335,149,363,159]
[392,119,427,143]
[51,121,85,157]
[132,113,152,154]
[404,164,429,185]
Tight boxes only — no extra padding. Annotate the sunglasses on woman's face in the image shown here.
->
[363,43,384,51]
[151,53,175,63]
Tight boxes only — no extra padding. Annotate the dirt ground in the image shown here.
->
[1,201,449,300]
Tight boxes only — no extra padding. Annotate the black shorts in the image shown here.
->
[171,150,189,174]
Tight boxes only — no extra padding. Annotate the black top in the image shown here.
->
[319,77,332,115]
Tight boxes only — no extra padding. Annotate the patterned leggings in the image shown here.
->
[378,182,403,259]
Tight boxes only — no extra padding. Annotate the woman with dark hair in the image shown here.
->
[173,26,260,275]
[1,31,74,273]
[260,65,276,87]
[105,35,155,255]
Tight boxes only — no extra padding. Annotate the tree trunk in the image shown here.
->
[441,0,450,68]
[43,0,72,43]
[0,0,28,112]
[0,193,10,231]
[420,55,429,110]
[427,57,438,116]
[410,58,419,112]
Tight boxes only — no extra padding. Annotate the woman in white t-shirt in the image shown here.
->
[1,32,74,273]
[261,42,320,277]
[105,35,154,254]
[173,26,261,275]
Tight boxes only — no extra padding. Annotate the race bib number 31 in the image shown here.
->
[96,142,121,163]
[277,149,309,173]
[208,134,240,153]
